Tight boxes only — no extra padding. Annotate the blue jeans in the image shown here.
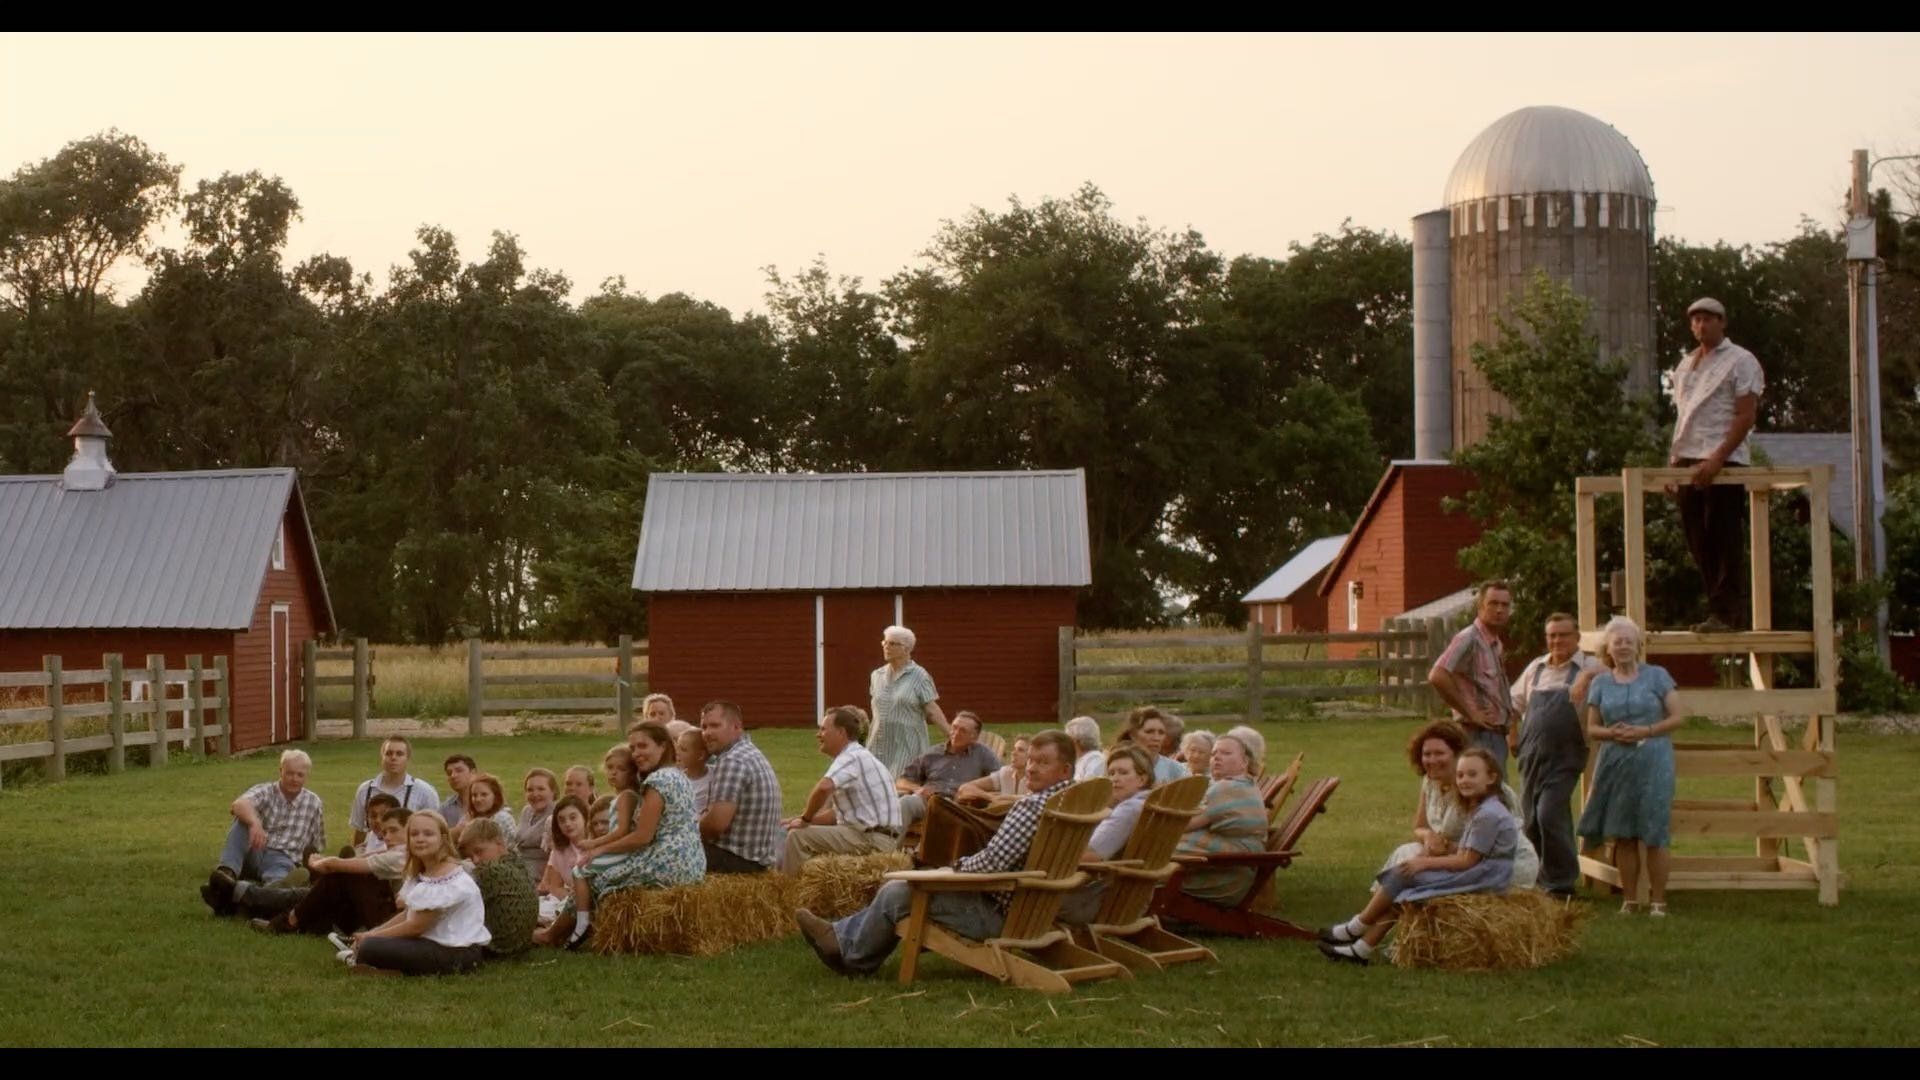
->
[217,821,299,883]
[832,879,1005,974]
[1468,727,1509,772]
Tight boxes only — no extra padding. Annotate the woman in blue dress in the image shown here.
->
[1575,616,1683,916]
[1318,747,1519,965]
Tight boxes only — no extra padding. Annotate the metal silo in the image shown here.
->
[1437,105,1657,451]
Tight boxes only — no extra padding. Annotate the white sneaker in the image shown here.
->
[335,948,356,966]
[327,932,352,952]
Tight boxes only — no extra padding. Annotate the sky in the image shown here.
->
[3,32,1917,315]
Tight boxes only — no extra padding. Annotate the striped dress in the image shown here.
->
[1174,776,1268,905]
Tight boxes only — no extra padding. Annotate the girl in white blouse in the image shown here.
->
[350,810,491,975]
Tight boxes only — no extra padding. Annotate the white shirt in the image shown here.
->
[399,868,491,949]
[1670,338,1765,464]
[826,742,903,832]
[349,773,441,831]
[1510,651,1599,714]
[1075,750,1105,780]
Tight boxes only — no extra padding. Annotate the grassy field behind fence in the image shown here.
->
[0,716,1914,1046]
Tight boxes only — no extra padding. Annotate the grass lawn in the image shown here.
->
[1,716,1914,1047]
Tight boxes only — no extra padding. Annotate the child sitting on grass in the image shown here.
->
[564,765,596,807]
[1319,748,1520,966]
[453,772,517,849]
[348,811,490,975]
[358,793,401,855]
[586,794,615,841]
[457,817,538,959]
[535,746,641,949]
[517,768,559,885]
[537,795,591,925]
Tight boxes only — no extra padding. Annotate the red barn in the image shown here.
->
[633,471,1091,728]
[1318,461,1482,658]
[1241,534,1344,633]
[0,397,334,750]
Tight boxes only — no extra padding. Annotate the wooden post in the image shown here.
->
[1576,491,1598,629]
[106,654,127,774]
[1749,488,1777,865]
[616,634,635,733]
[1056,627,1075,726]
[45,656,66,782]
[1425,620,1446,719]
[215,656,232,758]
[148,654,169,769]
[188,655,206,762]
[1245,620,1264,724]
[467,638,485,737]
[1622,468,1648,627]
[1808,467,1838,694]
[302,640,319,742]
[1814,714,1839,906]
[352,637,370,739]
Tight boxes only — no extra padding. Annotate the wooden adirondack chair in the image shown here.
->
[1075,774,1214,971]
[1259,753,1305,821]
[978,731,1007,759]
[1152,776,1341,940]
[889,778,1128,994]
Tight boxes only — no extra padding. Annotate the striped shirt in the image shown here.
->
[958,779,1072,910]
[705,732,783,868]
[826,742,903,833]
[1431,620,1511,731]
[240,780,327,858]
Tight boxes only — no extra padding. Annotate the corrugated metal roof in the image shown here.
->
[1393,586,1476,624]
[632,470,1093,592]
[1241,535,1347,604]
[1751,433,1855,538]
[0,468,318,630]
[1444,105,1655,206]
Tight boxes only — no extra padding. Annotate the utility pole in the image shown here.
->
[1846,149,1889,662]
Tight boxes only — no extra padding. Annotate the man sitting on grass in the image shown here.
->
[202,750,326,916]
[793,730,1076,976]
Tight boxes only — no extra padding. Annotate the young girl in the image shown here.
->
[539,796,591,900]
[674,728,711,815]
[349,810,491,975]
[586,795,615,841]
[1318,748,1519,965]
[563,765,596,806]
[536,746,641,949]
[454,773,518,849]
[516,768,558,886]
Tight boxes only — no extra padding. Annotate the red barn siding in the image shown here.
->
[1402,468,1482,605]
[0,628,233,756]
[821,593,896,714]
[902,588,1078,726]
[648,593,816,727]
[1324,465,1484,660]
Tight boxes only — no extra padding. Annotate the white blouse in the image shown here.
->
[399,868,492,949]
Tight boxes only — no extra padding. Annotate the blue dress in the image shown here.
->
[1374,798,1517,902]
[564,770,706,913]
[1576,665,1678,847]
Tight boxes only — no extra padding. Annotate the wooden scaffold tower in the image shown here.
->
[1573,465,1840,905]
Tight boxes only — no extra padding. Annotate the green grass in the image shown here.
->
[1,718,1915,1047]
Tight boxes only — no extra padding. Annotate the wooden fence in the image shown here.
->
[464,636,646,736]
[0,654,229,789]
[1057,621,1448,726]
[303,639,373,739]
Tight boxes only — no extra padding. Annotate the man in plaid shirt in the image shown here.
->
[202,750,326,916]
[793,730,1079,976]
[697,700,783,873]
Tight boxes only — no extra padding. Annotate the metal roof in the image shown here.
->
[1444,106,1655,206]
[1751,433,1855,538]
[0,468,333,630]
[1241,535,1347,604]
[632,470,1093,592]
[1393,586,1477,624]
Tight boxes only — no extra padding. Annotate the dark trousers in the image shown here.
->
[294,873,397,934]
[1675,461,1747,624]
[356,937,484,976]
[701,842,770,874]
[1518,766,1582,894]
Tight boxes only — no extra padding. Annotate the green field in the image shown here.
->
[1,717,1913,1047]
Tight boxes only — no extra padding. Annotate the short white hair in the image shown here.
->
[1180,730,1216,755]
[1221,726,1266,773]
[279,749,312,771]
[1600,615,1645,667]
[882,625,916,651]
[1064,715,1102,753]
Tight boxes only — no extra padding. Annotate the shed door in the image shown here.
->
[271,604,292,742]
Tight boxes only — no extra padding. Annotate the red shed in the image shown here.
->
[1318,461,1482,658]
[632,471,1091,728]
[0,397,335,751]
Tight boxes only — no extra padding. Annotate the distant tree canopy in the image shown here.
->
[2,133,1913,641]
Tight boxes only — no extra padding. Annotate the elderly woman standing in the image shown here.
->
[1577,616,1682,916]
[868,625,950,777]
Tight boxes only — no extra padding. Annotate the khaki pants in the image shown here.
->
[781,824,900,873]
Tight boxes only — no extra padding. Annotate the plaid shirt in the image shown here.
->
[827,742,903,833]
[705,732,783,868]
[957,779,1072,909]
[241,780,327,858]
[1431,620,1511,731]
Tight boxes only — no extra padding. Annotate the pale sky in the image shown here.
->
[4,32,1917,315]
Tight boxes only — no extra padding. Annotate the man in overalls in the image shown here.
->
[1509,613,1597,898]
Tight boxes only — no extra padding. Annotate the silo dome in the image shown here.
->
[1443,105,1655,206]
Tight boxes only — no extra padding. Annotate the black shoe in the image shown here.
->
[1318,940,1369,966]
[205,868,238,915]
[1318,923,1356,945]
[794,909,850,974]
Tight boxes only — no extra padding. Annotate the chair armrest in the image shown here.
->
[883,868,1047,891]
[1188,849,1299,868]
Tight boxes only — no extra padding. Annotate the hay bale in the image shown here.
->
[1390,891,1586,971]
[793,852,913,919]
[591,873,798,957]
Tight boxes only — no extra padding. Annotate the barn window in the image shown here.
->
[1347,581,1361,632]
[273,522,286,571]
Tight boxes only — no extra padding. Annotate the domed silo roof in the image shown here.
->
[1443,105,1655,206]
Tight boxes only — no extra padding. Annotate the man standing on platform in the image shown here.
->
[1668,297,1764,633]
